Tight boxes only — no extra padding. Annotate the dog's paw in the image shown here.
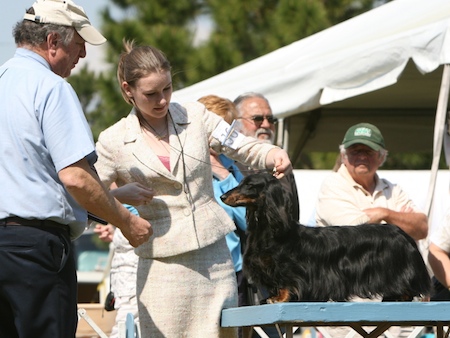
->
[265,297,282,304]
[414,294,430,302]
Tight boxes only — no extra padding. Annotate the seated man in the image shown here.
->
[315,122,427,241]
[315,122,428,338]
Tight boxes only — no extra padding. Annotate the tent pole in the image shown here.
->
[290,110,322,166]
[283,119,289,152]
[425,64,450,217]
[276,118,285,149]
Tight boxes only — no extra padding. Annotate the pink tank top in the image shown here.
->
[158,156,170,171]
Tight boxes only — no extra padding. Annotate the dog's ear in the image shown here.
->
[262,176,291,230]
[264,176,285,207]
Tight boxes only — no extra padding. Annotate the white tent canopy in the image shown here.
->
[173,0,450,118]
[173,0,450,221]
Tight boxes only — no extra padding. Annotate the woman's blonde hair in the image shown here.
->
[117,39,172,105]
[198,95,238,124]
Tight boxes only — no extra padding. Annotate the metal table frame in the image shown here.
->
[221,302,450,338]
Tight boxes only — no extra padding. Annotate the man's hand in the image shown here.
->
[363,207,387,224]
[363,206,428,240]
[119,213,153,248]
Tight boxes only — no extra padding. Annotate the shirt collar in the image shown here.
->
[15,48,51,70]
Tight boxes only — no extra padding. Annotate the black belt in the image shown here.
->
[0,217,69,234]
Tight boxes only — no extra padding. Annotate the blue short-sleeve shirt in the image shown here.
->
[0,48,96,239]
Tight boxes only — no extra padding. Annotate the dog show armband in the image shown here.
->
[212,120,245,150]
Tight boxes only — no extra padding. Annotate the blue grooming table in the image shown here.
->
[221,302,450,338]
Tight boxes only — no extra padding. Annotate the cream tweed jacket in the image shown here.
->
[95,101,276,259]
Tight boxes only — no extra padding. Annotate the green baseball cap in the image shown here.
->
[342,123,385,151]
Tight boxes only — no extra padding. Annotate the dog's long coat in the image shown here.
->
[221,173,431,303]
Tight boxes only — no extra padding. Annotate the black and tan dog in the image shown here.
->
[221,172,431,304]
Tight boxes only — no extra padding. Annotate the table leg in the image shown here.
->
[436,324,444,338]
[284,324,293,338]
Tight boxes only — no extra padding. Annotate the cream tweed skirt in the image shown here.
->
[137,237,238,338]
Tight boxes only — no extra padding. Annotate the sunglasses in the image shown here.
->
[242,115,278,125]
[346,148,379,158]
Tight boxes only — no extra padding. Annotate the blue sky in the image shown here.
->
[0,1,211,73]
[0,0,112,71]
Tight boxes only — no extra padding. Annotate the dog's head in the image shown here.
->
[220,172,279,207]
[221,172,292,236]
[221,173,289,220]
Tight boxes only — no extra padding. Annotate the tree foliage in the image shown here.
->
[186,0,377,84]
[69,0,381,141]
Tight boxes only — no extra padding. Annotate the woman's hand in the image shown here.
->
[265,148,292,178]
[111,182,154,206]
[210,149,230,181]
[94,223,115,243]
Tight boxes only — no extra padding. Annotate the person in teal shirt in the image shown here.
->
[199,95,250,338]
[211,154,247,274]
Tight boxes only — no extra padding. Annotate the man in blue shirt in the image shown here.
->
[0,1,152,337]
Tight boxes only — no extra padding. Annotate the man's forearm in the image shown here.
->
[429,243,450,288]
[384,209,428,240]
[58,158,132,230]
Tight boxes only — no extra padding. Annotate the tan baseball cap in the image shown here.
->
[23,0,106,45]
